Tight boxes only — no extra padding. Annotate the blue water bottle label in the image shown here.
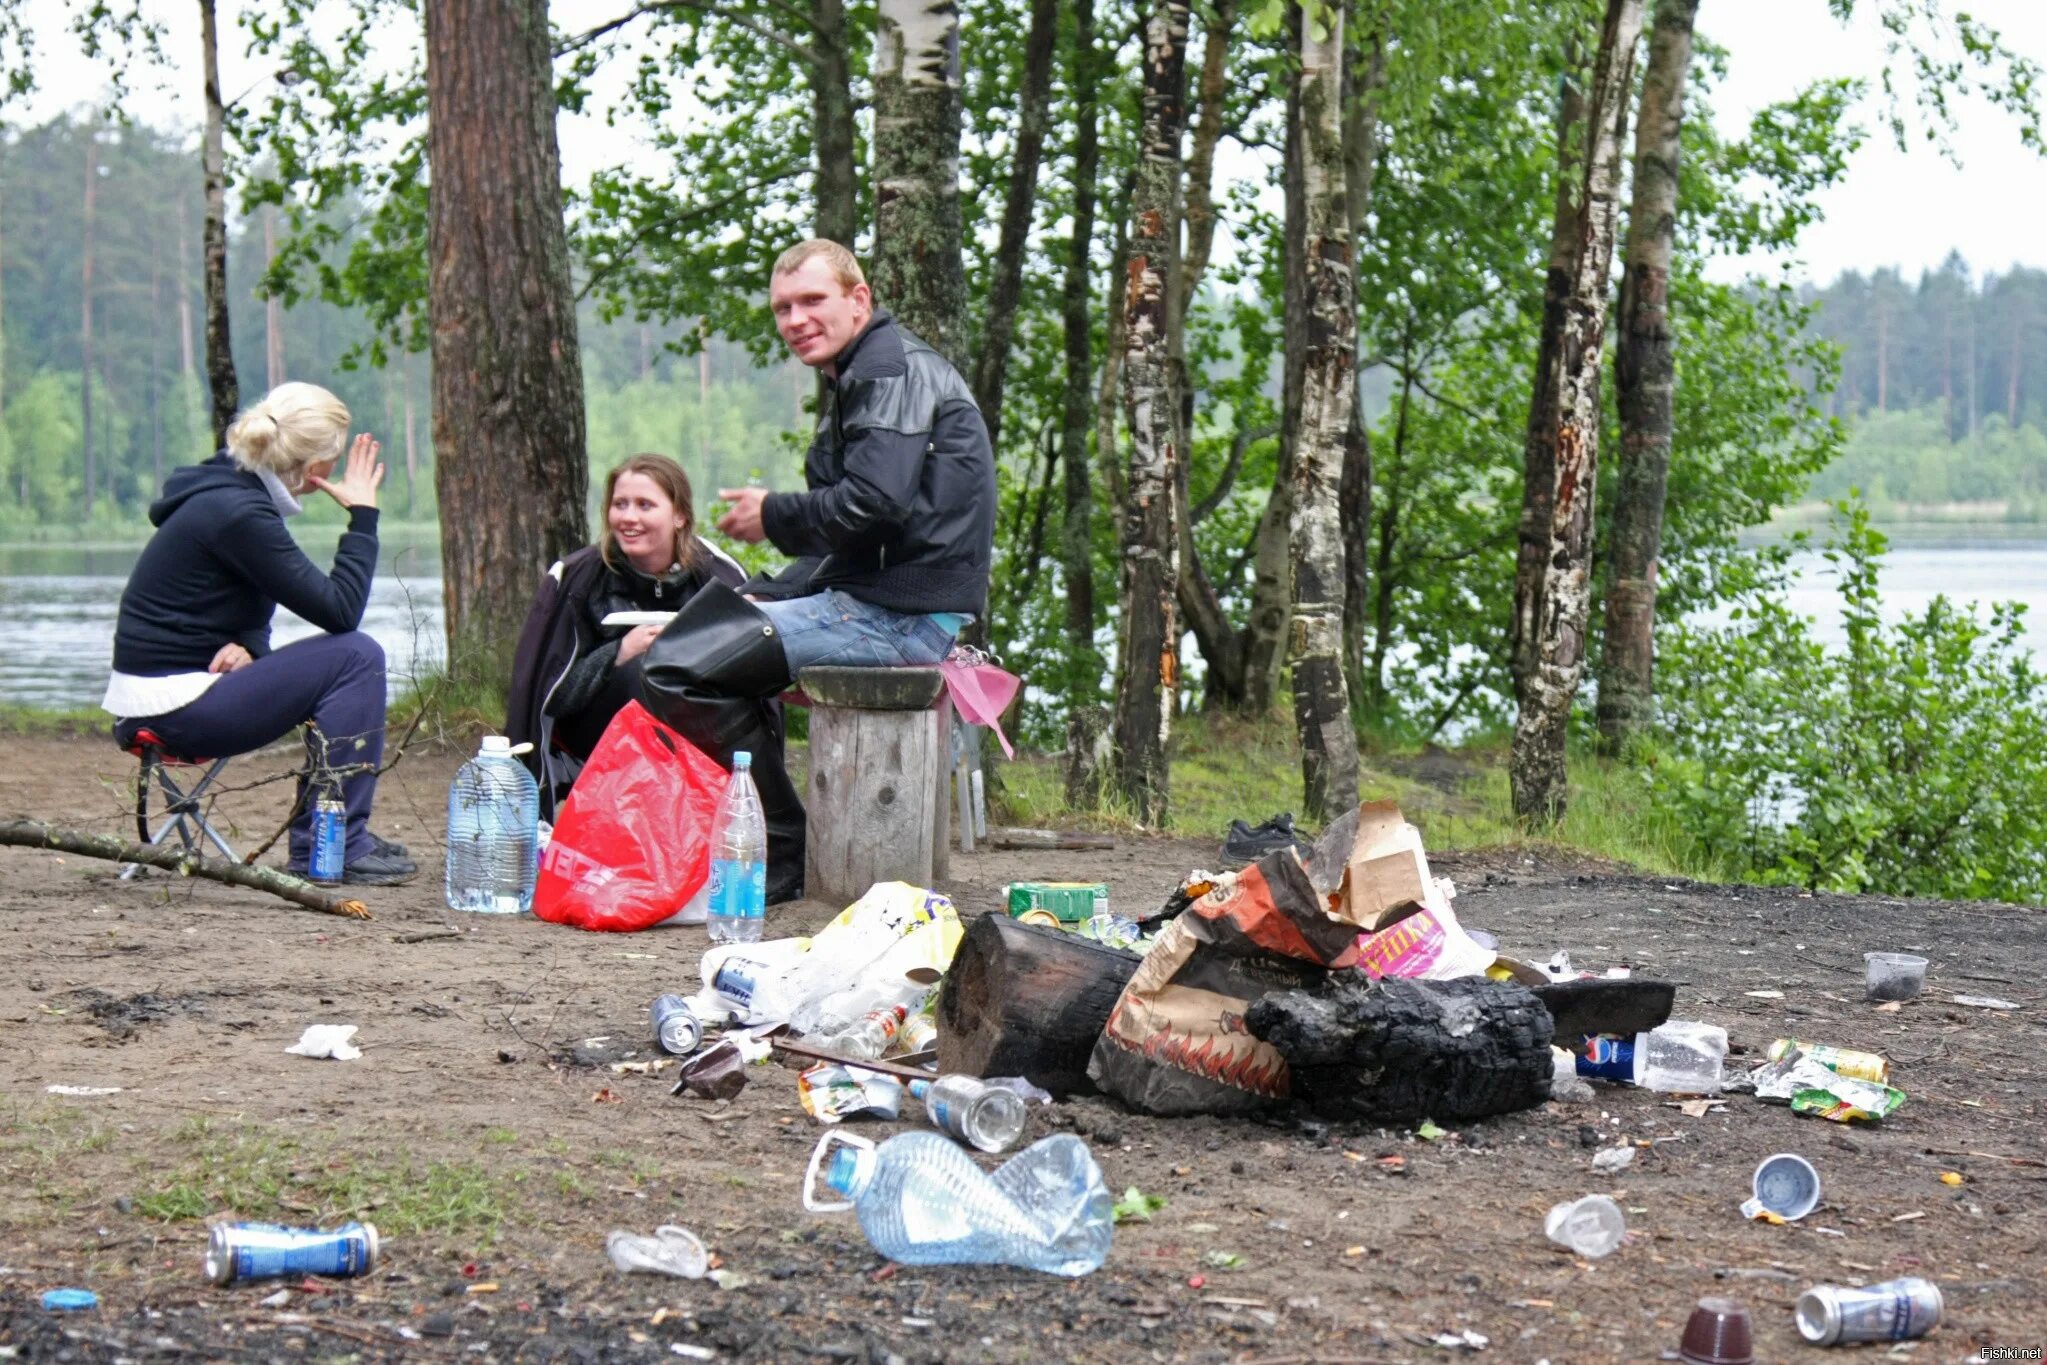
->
[710,857,766,920]
[1576,1035,1636,1082]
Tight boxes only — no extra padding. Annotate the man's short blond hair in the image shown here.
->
[772,238,866,292]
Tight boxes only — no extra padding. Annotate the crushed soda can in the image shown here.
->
[206,1222,378,1284]
[1751,1046,1905,1123]
[1796,1276,1942,1344]
[1767,1038,1890,1084]
[796,1063,905,1123]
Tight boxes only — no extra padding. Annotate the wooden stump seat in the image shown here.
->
[799,666,952,907]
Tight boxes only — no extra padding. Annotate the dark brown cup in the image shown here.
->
[1679,1296,1755,1365]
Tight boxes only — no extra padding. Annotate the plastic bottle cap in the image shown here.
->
[481,735,511,753]
[732,751,752,768]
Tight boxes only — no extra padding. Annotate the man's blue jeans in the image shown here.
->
[756,590,963,674]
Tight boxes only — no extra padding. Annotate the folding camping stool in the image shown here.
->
[118,727,240,877]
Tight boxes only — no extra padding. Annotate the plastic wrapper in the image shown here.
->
[1751,1047,1906,1123]
[797,1063,906,1123]
[534,702,730,932]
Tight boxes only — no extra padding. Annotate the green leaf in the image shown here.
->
[1113,1187,1167,1223]
[1416,1119,1447,1141]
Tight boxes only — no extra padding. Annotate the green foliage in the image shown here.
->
[1806,404,2047,517]
[1647,499,2047,902]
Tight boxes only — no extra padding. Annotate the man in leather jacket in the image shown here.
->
[637,239,995,904]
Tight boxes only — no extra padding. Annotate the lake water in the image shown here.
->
[2,535,2043,712]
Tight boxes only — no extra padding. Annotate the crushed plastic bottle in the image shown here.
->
[804,1130,1111,1276]
[606,1225,708,1279]
[817,1005,908,1061]
[1544,1194,1626,1259]
[910,1075,1028,1153]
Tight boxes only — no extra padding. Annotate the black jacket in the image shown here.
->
[749,312,995,615]
[112,453,379,676]
[505,540,745,814]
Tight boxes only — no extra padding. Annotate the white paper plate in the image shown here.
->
[601,611,677,628]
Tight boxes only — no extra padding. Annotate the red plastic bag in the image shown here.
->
[534,701,729,932]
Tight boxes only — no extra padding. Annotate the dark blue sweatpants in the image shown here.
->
[130,631,388,866]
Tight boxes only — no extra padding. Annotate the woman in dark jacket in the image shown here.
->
[506,454,746,816]
[102,381,415,885]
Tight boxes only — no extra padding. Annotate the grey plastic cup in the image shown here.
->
[1750,1153,1821,1221]
[1864,952,1928,1002]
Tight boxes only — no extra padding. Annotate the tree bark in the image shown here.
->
[175,196,196,377]
[199,0,238,449]
[81,121,98,517]
[1113,0,1190,828]
[1059,0,1104,807]
[1509,0,1644,826]
[936,913,1142,1095]
[1596,0,1698,755]
[425,0,591,694]
[811,0,857,248]
[971,0,1058,454]
[1290,4,1361,821]
[872,0,967,368]
[0,820,371,919]
[1339,14,1386,716]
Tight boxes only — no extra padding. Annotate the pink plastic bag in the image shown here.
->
[533,702,728,932]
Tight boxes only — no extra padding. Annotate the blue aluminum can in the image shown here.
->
[309,795,347,884]
[205,1221,379,1285]
[1576,1035,1637,1083]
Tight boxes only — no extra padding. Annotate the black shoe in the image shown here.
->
[291,846,419,887]
[369,832,409,859]
[1222,812,1310,863]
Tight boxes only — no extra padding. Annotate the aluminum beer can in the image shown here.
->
[309,794,347,884]
[205,1221,379,1285]
[1795,1277,1943,1345]
[651,993,703,1056]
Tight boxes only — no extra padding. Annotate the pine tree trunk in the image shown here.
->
[199,0,238,449]
[971,0,1057,454]
[425,0,590,695]
[1060,0,1104,804]
[811,0,857,248]
[1596,0,1697,756]
[81,123,97,517]
[872,0,966,368]
[175,197,196,377]
[1290,5,1360,821]
[1339,16,1385,715]
[1508,0,1644,827]
[402,356,419,518]
[149,235,164,489]
[1113,0,1190,828]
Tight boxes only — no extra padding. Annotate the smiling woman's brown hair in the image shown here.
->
[598,453,699,575]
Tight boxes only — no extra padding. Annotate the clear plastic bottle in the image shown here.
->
[817,1004,908,1061]
[1576,1020,1727,1093]
[804,1130,1111,1276]
[1544,1193,1626,1258]
[910,1075,1028,1153]
[706,752,767,944]
[445,736,539,913]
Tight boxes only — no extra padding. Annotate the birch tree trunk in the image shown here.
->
[1060,0,1105,806]
[1509,0,1645,826]
[872,0,966,368]
[1113,0,1190,828]
[425,0,590,694]
[199,0,238,449]
[175,197,196,377]
[263,205,286,389]
[811,0,857,248]
[1596,0,1699,755]
[1290,4,1360,821]
[972,0,1057,454]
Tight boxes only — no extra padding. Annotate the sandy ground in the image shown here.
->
[2,732,2044,1363]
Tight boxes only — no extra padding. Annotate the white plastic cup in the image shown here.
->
[1863,952,1928,1003]
[1544,1194,1625,1259]
[1749,1153,1821,1221]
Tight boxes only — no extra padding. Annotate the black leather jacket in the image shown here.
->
[749,312,995,615]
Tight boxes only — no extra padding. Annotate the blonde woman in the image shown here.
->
[102,381,415,885]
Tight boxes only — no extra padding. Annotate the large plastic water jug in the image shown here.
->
[445,736,539,914]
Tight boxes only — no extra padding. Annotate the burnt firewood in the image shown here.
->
[1246,975,1554,1125]
[936,913,1142,1095]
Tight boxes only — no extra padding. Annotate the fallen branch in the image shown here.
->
[0,820,371,920]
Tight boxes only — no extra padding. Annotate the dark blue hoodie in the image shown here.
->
[110,453,381,676]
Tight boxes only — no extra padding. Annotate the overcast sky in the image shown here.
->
[15,0,2046,287]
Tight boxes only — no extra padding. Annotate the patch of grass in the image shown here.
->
[387,663,506,742]
[0,703,108,737]
[480,1127,519,1147]
[995,710,1731,882]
